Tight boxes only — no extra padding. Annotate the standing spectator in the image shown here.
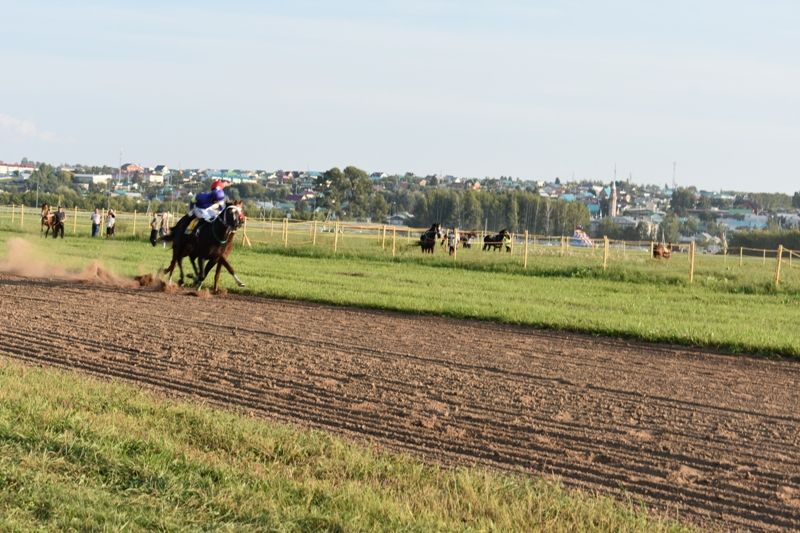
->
[91,208,101,237]
[149,212,160,246]
[54,206,67,239]
[447,228,459,255]
[159,211,171,248]
[106,209,116,238]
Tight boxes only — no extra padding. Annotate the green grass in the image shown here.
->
[2,223,800,357]
[0,358,692,532]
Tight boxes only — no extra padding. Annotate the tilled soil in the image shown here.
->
[0,274,798,531]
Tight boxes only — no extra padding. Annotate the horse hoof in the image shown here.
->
[237,282,246,287]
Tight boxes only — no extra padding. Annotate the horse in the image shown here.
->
[653,242,672,259]
[419,223,441,254]
[483,229,510,252]
[459,231,477,249]
[40,204,56,238]
[162,203,246,292]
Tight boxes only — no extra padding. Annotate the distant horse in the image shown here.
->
[483,229,510,252]
[40,204,56,238]
[653,242,672,259]
[459,231,477,249]
[419,224,441,254]
[162,203,246,292]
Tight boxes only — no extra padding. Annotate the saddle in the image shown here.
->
[185,217,204,235]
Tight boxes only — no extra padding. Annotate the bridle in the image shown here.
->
[211,206,244,244]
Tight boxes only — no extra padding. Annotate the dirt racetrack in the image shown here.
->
[1,273,799,531]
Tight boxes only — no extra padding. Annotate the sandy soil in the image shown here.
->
[0,274,798,531]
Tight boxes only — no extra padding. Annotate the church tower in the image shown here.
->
[609,181,618,218]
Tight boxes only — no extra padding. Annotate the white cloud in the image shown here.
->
[0,113,65,142]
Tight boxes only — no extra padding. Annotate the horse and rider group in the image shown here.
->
[37,179,248,293]
[39,203,67,239]
[418,224,511,254]
[161,179,247,292]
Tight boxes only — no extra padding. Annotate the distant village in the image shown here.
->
[2,159,799,247]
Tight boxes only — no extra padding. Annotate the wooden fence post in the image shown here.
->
[523,230,529,269]
[312,220,317,246]
[382,225,387,250]
[602,236,609,270]
[453,228,458,262]
[392,227,396,257]
[649,241,654,258]
[11,204,15,224]
[333,222,339,253]
[775,245,784,287]
[20,204,24,228]
[689,241,696,284]
[532,235,536,254]
[763,249,766,265]
[283,218,288,248]
[739,247,743,267]
[132,210,137,237]
[73,206,78,234]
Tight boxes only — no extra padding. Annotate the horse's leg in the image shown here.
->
[217,256,244,287]
[194,258,206,288]
[177,257,186,286]
[213,263,223,293]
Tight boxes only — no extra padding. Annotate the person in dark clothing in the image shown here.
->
[53,206,67,239]
[150,212,159,246]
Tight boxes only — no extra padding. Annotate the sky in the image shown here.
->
[1,0,798,192]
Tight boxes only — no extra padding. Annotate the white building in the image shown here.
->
[73,173,113,185]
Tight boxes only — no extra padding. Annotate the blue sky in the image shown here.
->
[1,0,798,192]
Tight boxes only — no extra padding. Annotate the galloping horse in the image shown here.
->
[483,229,510,252]
[653,242,673,259]
[419,224,441,253]
[162,203,246,292]
[40,204,56,238]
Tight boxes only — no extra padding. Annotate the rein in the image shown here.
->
[210,210,238,244]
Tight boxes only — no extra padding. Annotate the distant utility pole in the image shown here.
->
[672,161,677,188]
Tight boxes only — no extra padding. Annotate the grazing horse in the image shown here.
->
[653,242,672,259]
[162,203,246,292]
[483,229,510,252]
[40,204,56,237]
[419,224,441,253]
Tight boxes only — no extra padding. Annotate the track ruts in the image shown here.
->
[0,275,798,531]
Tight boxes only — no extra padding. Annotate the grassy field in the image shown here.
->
[1,223,799,357]
[0,358,692,532]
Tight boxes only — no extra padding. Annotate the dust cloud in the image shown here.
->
[0,238,140,288]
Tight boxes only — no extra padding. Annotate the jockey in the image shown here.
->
[190,180,228,223]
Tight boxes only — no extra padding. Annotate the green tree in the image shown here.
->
[670,188,696,215]
[461,190,482,230]
[661,213,680,242]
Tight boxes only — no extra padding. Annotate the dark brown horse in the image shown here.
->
[483,229,510,252]
[419,224,441,253]
[162,203,246,292]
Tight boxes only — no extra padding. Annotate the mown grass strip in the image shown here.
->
[0,359,693,532]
